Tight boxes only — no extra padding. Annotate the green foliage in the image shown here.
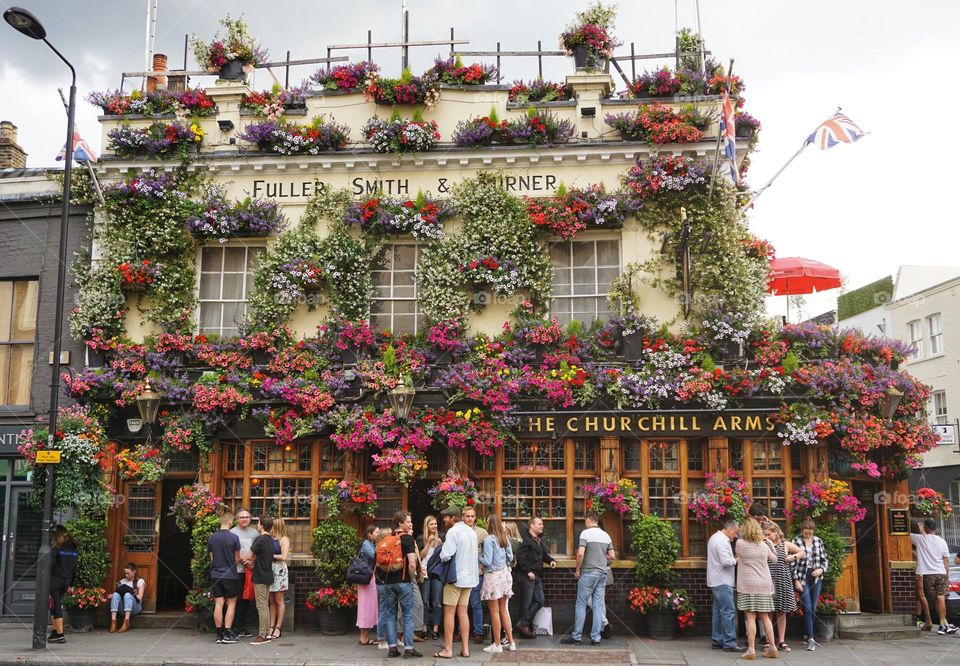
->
[788,522,848,593]
[677,28,704,70]
[312,519,361,587]
[634,183,767,322]
[65,517,110,588]
[629,514,680,587]
[781,349,799,375]
[837,276,892,321]
[190,514,221,588]
[572,1,618,30]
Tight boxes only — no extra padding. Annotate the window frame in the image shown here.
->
[0,278,39,410]
[932,390,948,425]
[370,242,425,335]
[195,244,264,338]
[927,313,943,356]
[548,236,621,326]
[907,319,923,360]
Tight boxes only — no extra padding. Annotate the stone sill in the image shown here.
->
[506,100,577,110]
[285,557,706,569]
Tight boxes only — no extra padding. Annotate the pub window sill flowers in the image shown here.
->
[365,68,440,107]
[239,116,350,155]
[425,55,496,86]
[343,192,452,241]
[605,103,704,144]
[363,111,440,156]
[186,193,286,242]
[87,88,215,118]
[585,478,642,516]
[107,121,204,159]
[310,61,380,92]
[687,469,751,524]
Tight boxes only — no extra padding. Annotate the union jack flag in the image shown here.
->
[805,111,866,150]
[56,130,98,163]
[719,90,738,184]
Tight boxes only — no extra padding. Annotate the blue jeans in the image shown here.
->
[110,592,141,616]
[379,582,415,649]
[469,574,484,637]
[572,570,606,642]
[710,584,737,648]
[800,574,823,640]
[421,578,442,630]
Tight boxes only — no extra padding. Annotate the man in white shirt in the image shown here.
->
[230,508,259,638]
[911,519,958,635]
[707,519,743,652]
[435,506,478,659]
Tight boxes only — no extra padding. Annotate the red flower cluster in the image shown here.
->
[116,259,155,286]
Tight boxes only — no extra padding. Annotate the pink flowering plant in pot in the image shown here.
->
[584,478,642,517]
[687,469,750,524]
[786,479,866,524]
[428,473,480,511]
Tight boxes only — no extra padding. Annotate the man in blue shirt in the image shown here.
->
[207,511,241,644]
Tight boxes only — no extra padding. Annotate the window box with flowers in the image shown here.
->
[508,79,573,106]
[525,183,628,240]
[424,55,497,86]
[343,192,452,241]
[310,61,380,93]
[604,103,704,144]
[186,194,286,243]
[106,121,205,160]
[239,116,350,155]
[364,69,440,107]
[87,88,216,117]
[239,85,307,118]
[363,111,440,156]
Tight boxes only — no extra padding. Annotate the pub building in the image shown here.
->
[57,30,928,634]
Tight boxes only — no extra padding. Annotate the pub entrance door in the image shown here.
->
[2,486,41,615]
[853,481,884,613]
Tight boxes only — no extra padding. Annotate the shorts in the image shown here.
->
[443,584,472,607]
[923,574,948,598]
[210,576,242,599]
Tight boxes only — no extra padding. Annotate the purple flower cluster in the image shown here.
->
[87,88,216,117]
[187,195,286,242]
[106,121,203,159]
[239,118,350,155]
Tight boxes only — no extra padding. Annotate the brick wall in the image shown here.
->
[291,565,322,630]
[889,566,917,614]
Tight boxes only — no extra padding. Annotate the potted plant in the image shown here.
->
[62,516,110,632]
[428,472,480,511]
[63,586,110,632]
[628,514,683,639]
[814,593,846,641]
[627,585,695,639]
[559,1,619,71]
[186,514,221,631]
[317,479,379,518]
[912,487,953,517]
[116,259,158,293]
[191,15,267,81]
[687,469,751,525]
[584,478,642,517]
[185,587,215,631]
[311,519,361,634]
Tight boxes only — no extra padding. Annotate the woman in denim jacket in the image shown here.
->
[479,515,516,653]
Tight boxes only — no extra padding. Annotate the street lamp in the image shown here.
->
[5,6,77,651]
[388,377,416,421]
[135,380,162,425]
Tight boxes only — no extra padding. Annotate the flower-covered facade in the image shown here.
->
[31,16,933,625]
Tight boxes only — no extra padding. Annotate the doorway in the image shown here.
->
[155,479,192,611]
[2,486,42,615]
[852,481,884,612]
[408,478,435,538]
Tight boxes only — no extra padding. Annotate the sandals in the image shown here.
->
[778,642,791,652]
[740,652,756,661]
[432,653,452,659]
[269,626,282,640]
[359,638,378,645]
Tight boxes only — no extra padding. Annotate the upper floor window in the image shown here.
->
[371,243,424,335]
[927,313,943,355]
[198,246,263,337]
[549,239,620,325]
[0,279,38,408]
[932,390,948,426]
[908,320,923,360]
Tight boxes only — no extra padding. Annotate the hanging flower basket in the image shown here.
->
[219,59,246,81]
[428,473,480,511]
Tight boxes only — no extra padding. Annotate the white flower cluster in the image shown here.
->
[56,433,99,465]
[777,419,819,446]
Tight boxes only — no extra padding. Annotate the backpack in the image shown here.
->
[346,544,375,585]
[376,534,405,574]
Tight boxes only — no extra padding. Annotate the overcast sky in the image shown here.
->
[2,0,958,321]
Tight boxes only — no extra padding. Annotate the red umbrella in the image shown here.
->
[767,256,842,295]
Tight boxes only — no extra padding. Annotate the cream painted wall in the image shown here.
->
[95,74,740,343]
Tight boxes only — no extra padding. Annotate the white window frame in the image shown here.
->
[549,236,621,326]
[196,244,263,337]
[908,319,923,360]
[932,390,948,425]
[927,313,943,356]
[370,242,424,335]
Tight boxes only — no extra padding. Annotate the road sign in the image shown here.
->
[35,450,61,464]
[933,424,957,446]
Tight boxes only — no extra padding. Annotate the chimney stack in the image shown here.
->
[0,121,27,169]
[147,53,168,92]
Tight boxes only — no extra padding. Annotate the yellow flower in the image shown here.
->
[190,123,205,141]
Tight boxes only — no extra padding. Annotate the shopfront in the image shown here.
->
[0,425,39,616]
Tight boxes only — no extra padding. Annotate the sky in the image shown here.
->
[2,0,959,321]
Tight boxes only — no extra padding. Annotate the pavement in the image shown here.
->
[0,624,958,666]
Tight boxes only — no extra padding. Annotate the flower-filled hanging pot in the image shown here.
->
[219,59,246,82]
[573,45,590,70]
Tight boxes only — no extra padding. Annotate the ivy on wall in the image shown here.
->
[837,276,893,321]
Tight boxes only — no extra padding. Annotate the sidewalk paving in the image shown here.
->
[0,625,957,666]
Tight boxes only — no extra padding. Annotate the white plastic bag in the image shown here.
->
[532,606,553,636]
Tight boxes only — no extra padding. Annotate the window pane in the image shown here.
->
[220,302,244,329]
[11,281,37,339]
[221,273,245,300]
[649,441,679,471]
[9,345,33,405]
[0,347,9,404]
[199,273,221,300]
[198,303,221,331]
[572,242,596,267]
[596,240,619,266]
[223,247,246,272]
[201,247,222,271]
[549,243,570,266]
[0,281,12,341]
[394,244,416,268]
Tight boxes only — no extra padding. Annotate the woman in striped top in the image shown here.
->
[790,518,828,651]
[763,521,805,652]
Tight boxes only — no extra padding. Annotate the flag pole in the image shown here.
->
[743,141,810,208]
[707,59,734,201]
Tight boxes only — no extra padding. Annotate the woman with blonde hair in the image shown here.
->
[735,518,778,660]
[268,517,290,639]
[417,515,443,640]
[762,521,805,653]
[479,514,516,653]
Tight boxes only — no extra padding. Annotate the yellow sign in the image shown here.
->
[35,450,62,464]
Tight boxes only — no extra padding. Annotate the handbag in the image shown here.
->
[346,546,375,585]
[242,566,255,601]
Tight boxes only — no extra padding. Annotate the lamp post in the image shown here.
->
[4,6,76,650]
[388,377,416,421]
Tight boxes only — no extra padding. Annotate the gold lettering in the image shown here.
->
[765,416,777,431]
[529,417,541,433]
[745,416,762,431]
[652,416,666,430]
[545,417,555,433]
[678,416,689,432]
[566,417,579,433]
[638,417,650,431]
[691,416,700,431]
[713,416,727,431]
[585,417,599,432]
[620,416,632,432]
[602,417,616,432]
[730,416,742,431]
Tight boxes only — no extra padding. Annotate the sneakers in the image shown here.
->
[483,643,503,653]
[507,642,517,651]
[804,638,816,651]
[388,647,402,658]
[937,624,958,635]
[249,636,271,645]
[560,636,582,645]
[403,649,423,659]
[47,633,66,644]
[235,629,253,638]
[590,639,601,645]
[220,629,238,644]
